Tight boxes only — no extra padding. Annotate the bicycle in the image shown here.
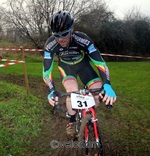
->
[53,87,112,156]
[44,75,112,156]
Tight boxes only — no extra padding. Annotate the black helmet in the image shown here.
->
[50,10,74,33]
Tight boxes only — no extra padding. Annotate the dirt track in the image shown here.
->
[0,75,85,156]
[28,113,85,156]
[0,75,115,156]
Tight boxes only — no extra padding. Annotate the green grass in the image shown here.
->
[0,82,44,156]
[0,54,150,155]
[0,40,17,47]
[109,62,150,104]
[97,61,150,155]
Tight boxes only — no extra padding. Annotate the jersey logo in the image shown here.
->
[88,44,96,53]
[59,48,64,51]
[44,51,51,59]
[46,39,57,51]
[72,34,90,46]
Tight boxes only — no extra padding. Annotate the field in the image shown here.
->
[0,52,150,156]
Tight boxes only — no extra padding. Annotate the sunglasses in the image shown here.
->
[52,28,71,38]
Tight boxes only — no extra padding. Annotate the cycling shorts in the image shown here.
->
[58,59,101,87]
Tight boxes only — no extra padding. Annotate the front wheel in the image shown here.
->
[78,114,104,156]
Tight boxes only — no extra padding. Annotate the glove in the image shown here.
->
[47,90,60,100]
[103,84,116,97]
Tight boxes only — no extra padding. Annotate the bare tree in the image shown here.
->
[1,0,99,48]
[124,7,146,21]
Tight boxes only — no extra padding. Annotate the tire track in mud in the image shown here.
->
[0,75,83,156]
[0,75,115,156]
[29,110,84,156]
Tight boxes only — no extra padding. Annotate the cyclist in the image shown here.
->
[43,10,116,138]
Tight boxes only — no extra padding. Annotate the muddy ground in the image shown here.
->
[0,75,115,156]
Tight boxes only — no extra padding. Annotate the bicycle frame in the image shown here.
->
[82,107,99,144]
[51,87,112,155]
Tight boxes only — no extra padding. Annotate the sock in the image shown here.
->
[70,114,76,122]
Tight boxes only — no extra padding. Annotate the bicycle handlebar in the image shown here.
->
[59,87,104,97]
[44,74,112,112]
[54,87,112,113]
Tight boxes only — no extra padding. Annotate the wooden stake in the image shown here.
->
[20,46,29,96]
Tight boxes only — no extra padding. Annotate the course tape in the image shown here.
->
[0,48,43,52]
[0,60,25,68]
[0,58,24,62]
[0,47,149,59]
[101,53,150,59]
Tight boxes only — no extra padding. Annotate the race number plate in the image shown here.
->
[71,93,95,109]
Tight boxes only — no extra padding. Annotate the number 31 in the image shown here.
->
[77,100,88,107]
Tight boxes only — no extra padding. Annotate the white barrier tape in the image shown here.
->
[0,47,149,59]
[0,61,25,68]
[24,48,43,52]
[0,48,21,51]
[0,58,22,62]
[101,53,150,60]
[0,48,43,52]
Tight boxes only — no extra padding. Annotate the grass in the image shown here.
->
[0,53,150,155]
[0,40,18,47]
[109,62,150,104]
[97,61,150,155]
[0,82,44,155]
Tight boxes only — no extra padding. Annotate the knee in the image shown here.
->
[66,96,71,103]
[63,79,78,92]
[94,95,101,108]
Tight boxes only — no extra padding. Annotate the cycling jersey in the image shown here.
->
[43,31,110,89]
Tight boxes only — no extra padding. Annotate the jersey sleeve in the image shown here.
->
[85,37,110,84]
[43,50,55,89]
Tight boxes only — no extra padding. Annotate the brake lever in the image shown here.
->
[101,92,113,111]
[53,103,65,115]
[106,104,112,111]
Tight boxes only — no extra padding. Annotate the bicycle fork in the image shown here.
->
[82,108,99,155]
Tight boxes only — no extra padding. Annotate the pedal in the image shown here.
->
[91,117,98,123]
[66,111,71,118]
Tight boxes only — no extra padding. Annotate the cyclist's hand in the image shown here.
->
[100,84,116,105]
[47,90,59,106]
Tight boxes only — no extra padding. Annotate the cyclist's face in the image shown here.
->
[54,28,73,47]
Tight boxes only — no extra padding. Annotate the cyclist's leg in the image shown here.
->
[77,60,102,107]
[58,64,79,138]
[59,69,78,115]
[58,63,78,115]
[63,77,78,116]
[88,79,102,107]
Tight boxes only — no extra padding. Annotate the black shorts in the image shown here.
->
[58,59,101,87]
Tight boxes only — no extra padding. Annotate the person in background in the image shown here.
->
[43,10,116,138]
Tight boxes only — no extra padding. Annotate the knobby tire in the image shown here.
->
[78,113,104,156]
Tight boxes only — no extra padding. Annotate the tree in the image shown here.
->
[124,8,150,56]
[76,2,116,54]
[1,0,100,48]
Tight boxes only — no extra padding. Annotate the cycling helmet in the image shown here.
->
[50,10,74,33]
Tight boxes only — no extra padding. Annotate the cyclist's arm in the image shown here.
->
[76,32,110,85]
[87,44,110,84]
[43,50,55,90]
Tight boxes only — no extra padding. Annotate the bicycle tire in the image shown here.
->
[78,113,104,156]
[75,111,82,139]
